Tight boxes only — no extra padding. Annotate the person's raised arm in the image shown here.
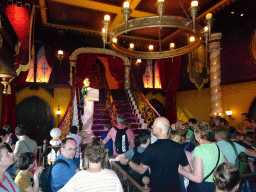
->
[102,136,111,144]
[245,148,256,157]
[129,161,149,175]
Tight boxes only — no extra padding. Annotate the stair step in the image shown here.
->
[93,119,111,124]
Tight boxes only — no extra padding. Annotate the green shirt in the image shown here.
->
[192,143,224,182]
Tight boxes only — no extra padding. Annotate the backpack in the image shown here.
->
[39,159,70,192]
[229,142,249,174]
[114,127,129,154]
[128,147,149,184]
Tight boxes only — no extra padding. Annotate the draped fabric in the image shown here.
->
[158,57,182,124]
[107,55,125,89]
[1,5,31,129]
[1,71,29,128]
[131,59,147,90]
[43,45,54,69]
[75,53,97,88]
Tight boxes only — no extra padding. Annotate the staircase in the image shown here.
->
[92,89,111,139]
[91,89,142,140]
[110,89,142,137]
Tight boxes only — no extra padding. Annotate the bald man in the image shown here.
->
[121,117,191,192]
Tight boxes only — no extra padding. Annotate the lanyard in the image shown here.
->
[0,176,16,192]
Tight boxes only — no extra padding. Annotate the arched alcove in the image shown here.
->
[16,96,54,145]
[149,99,166,117]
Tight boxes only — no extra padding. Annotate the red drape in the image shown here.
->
[107,55,125,89]
[75,53,97,88]
[44,45,53,69]
[158,57,182,124]
[131,59,147,90]
[2,5,31,129]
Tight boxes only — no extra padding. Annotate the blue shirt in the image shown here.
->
[217,140,246,164]
[51,153,77,192]
[124,146,146,160]
[101,130,113,156]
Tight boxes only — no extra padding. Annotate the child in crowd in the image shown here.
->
[14,152,44,192]
[100,124,113,156]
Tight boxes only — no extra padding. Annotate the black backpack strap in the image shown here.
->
[53,159,70,169]
[133,147,138,155]
[229,142,238,157]
[203,144,220,181]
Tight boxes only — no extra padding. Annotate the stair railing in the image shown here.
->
[105,85,117,127]
[130,74,160,126]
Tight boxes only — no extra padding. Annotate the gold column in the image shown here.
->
[124,60,131,90]
[209,33,222,116]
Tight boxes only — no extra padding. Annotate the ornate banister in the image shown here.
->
[130,74,160,126]
[109,162,151,192]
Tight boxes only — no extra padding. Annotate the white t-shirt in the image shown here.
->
[58,169,123,192]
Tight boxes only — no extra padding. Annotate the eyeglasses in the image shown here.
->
[64,148,78,152]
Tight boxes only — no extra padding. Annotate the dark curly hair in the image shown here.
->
[15,125,27,136]
[84,140,106,163]
[14,152,35,170]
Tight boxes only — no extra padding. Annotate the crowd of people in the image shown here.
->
[0,112,255,192]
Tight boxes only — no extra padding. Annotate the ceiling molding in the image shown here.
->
[39,0,47,24]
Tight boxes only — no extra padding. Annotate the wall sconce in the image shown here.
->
[56,105,61,124]
[57,50,64,68]
[226,108,235,120]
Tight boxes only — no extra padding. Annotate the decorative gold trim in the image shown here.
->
[69,47,130,89]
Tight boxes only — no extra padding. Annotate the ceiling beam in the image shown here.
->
[109,0,145,31]
[50,0,153,17]
[162,0,239,43]
[39,0,47,24]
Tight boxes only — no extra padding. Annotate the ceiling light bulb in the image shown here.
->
[190,36,195,42]
[58,50,63,55]
[158,0,164,2]
[231,12,234,14]
[137,59,141,63]
[191,1,198,7]
[123,1,129,8]
[204,26,209,32]
[130,43,134,49]
[240,14,244,17]
[206,13,212,19]
[149,45,154,51]
[226,110,232,116]
[104,15,110,21]
[102,28,106,33]
[113,38,117,43]
[170,43,175,48]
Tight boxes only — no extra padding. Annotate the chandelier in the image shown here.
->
[102,0,213,59]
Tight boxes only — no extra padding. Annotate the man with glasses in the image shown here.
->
[51,138,79,192]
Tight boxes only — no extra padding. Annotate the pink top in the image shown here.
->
[107,124,135,156]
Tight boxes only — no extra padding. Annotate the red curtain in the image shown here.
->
[107,55,125,89]
[131,59,147,90]
[2,5,31,129]
[158,57,182,124]
[75,53,97,88]
[44,45,53,69]
[1,71,29,129]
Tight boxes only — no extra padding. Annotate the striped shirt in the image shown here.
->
[58,169,123,192]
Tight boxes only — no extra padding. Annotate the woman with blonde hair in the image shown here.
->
[179,122,225,192]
